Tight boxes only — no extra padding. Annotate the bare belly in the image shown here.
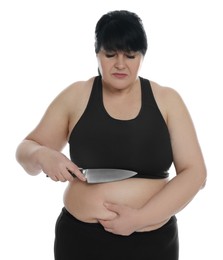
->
[63,178,169,231]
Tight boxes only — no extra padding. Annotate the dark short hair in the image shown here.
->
[95,10,148,55]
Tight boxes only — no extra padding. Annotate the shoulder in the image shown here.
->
[49,77,96,107]
[150,80,183,105]
[148,80,187,121]
[59,77,95,99]
[41,77,96,122]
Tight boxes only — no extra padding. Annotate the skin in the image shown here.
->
[16,48,207,236]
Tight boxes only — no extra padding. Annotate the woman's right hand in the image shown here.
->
[36,146,86,182]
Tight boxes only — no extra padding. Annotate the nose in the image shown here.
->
[114,54,125,69]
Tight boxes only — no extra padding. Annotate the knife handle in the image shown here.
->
[66,168,76,178]
[46,167,84,178]
[67,168,86,178]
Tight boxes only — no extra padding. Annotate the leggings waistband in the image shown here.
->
[62,207,104,229]
[55,207,179,259]
[62,207,177,232]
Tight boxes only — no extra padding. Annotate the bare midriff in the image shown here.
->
[63,177,169,232]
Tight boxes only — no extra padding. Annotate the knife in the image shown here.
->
[68,168,138,183]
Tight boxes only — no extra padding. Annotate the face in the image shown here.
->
[96,49,144,89]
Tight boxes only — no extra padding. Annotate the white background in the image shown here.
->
[1,0,222,259]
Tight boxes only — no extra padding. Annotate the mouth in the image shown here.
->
[112,73,128,79]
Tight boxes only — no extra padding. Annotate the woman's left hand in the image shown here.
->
[98,202,140,236]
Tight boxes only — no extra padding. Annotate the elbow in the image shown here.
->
[200,173,207,189]
[199,165,207,190]
[15,143,23,165]
[15,140,42,176]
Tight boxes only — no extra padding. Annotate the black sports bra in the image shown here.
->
[69,76,173,179]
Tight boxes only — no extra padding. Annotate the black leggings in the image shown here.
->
[54,207,179,260]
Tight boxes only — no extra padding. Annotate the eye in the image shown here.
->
[125,52,138,59]
[104,51,116,58]
[126,54,136,59]
[105,54,115,58]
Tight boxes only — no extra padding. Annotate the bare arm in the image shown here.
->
[16,139,49,175]
[99,87,207,235]
[15,81,88,182]
[137,87,206,226]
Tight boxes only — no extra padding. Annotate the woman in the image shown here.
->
[16,10,207,260]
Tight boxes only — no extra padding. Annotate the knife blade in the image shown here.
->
[80,168,137,183]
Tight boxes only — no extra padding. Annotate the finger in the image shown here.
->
[45,172,58,181]
[62,168,75,182]
[98,219,109,226]
[103,202,120,214]
[67,167,86,181]
[104,228,113,233]
[59,175,67,182]
[99,221,115,234]
[54,174,65,182]
[51,176,59,182]
[98,219,112,230]
[66,168,76,178]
